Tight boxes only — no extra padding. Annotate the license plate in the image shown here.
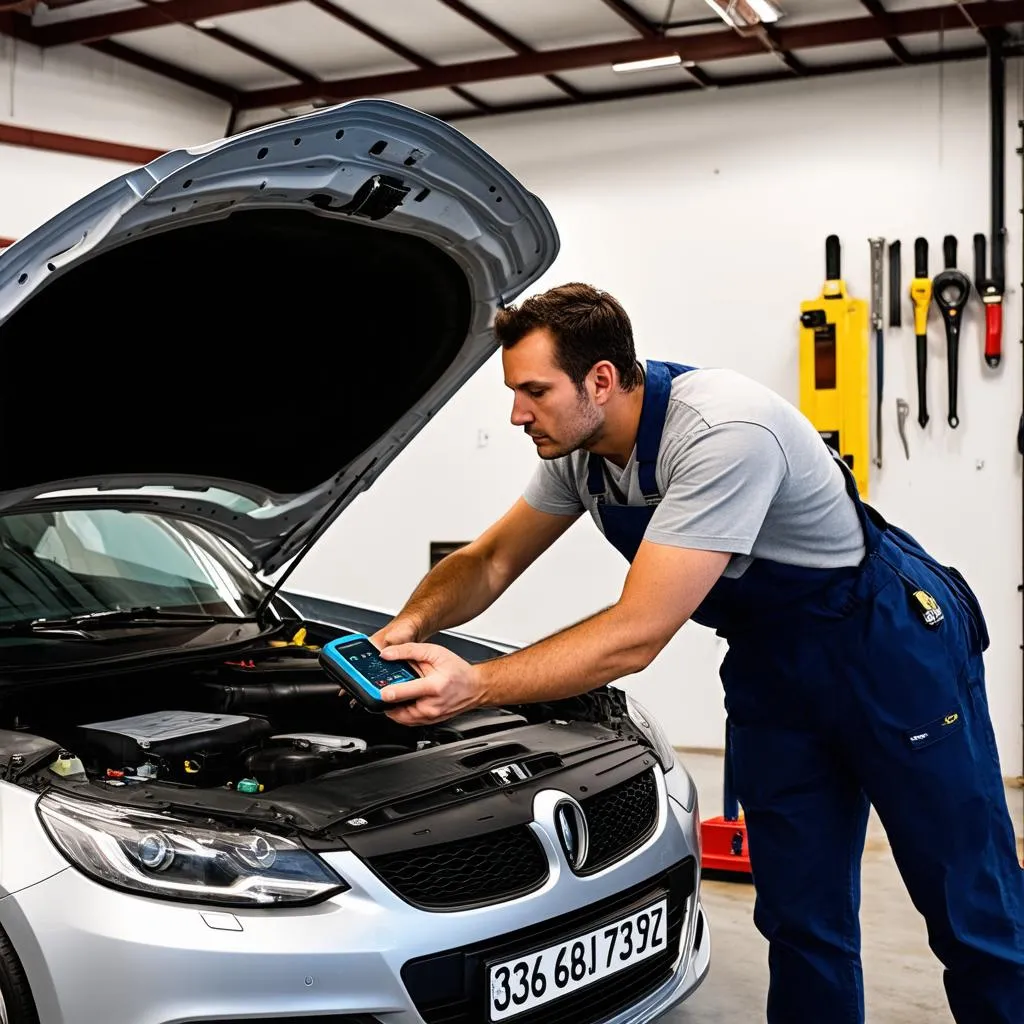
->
[487,898,668,1021]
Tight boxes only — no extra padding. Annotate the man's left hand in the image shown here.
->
[378,643,485,725]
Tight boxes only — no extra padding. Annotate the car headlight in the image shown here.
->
[38,792,347,907]
[625,695,677,772]
[625,696,696,813]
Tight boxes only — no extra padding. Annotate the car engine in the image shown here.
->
[9,644,534,796]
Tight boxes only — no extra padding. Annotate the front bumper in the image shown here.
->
[0,768,708,1024]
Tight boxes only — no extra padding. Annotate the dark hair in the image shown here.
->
[494,282,642,391]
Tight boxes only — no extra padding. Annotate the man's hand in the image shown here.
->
[377,643,486,726]
[369,618,421,650]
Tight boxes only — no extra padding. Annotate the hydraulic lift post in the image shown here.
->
[700,720,752,878]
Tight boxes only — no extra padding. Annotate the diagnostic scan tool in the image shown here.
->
[319,633,418,712]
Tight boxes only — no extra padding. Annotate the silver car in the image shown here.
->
[0,99,709,1024]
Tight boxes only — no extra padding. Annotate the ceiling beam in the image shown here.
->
[684,64,716,87]
[0,7,242,104]
[784,1,1017,50]
[597,0,657,38]
[0,11,34,43]
[88,38,240,102]
[434,0,582,100]
[0,119,164,163]
[239,2,1024,110]
[31,0,292,48]
[760,23,806,76]
[128,0,318,84]
[435,0,544,52]
[202,25,318,82]
[15,33,1020,152]
[303,0,488,113]
[858,0,914,64]
[442,41,1012,124]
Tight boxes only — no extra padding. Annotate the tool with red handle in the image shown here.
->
[973,233,1003,368]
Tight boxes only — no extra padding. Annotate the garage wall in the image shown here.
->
[290,57,1024,775]
[0,37,228,240]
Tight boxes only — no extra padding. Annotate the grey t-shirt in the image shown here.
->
[523,367,865,579]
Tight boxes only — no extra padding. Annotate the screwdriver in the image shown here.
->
[909,238,932,428]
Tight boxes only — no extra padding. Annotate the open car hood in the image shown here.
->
[0,100,558,574]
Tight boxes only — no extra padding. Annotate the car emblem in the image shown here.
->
[491,762,530,786]
[554,798,589,871]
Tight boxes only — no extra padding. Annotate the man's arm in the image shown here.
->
[377,540,730,725]
[373,498,580,646]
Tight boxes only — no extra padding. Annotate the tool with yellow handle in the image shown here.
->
[909,237,933,429]
[799,235,870,497]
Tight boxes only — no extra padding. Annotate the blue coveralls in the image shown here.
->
[586,359,1024,1023]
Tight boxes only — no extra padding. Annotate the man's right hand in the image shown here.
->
[370,618,422,650]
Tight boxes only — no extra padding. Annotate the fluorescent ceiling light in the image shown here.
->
[612,54,683,73]
[703,0,783,30]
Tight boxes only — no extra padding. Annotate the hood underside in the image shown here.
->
[0,100,559,573]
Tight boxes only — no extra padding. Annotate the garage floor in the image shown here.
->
[664,751,1024,1023]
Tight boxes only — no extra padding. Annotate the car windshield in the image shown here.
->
[0,508,265,631]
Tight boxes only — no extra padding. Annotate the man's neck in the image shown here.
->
[586,381,645,469]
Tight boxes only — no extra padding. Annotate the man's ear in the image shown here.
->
[590,360,617,405]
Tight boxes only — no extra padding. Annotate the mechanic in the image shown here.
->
[367,282,1024,1023]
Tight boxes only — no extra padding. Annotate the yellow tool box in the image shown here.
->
[799,235,870,497]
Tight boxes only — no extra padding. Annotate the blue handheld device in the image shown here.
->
[319,633,418,713]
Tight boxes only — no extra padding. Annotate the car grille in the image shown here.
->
[367,824,548,910]
[579,767,659,874]
[401,858,696,1024]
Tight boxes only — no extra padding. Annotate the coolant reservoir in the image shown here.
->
[49,750,86,777]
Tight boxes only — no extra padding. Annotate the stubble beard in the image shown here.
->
[535,394,604,460]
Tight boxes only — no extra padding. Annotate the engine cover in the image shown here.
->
[77,710,272,785]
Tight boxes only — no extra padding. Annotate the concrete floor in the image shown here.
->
[663,752,1024,1023]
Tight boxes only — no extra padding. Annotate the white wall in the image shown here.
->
[290,58,1024,776]
[0,37,228,239]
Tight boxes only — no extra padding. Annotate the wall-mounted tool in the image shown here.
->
[909,238,933,428]
[869,237,885,467]
[972,32,1007,369]
[973,233,1003,368]
[799,235,870,496]
[888,240,902,328]
[896,398,910,459]
[933,235,972,429]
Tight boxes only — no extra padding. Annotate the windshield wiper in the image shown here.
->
[0,606,258,635]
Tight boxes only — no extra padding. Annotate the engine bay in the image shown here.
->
[3,642,536,797]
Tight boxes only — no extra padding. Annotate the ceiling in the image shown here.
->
[0,0,1022,134]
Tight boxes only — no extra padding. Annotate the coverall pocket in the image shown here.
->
[904,704,964,751]
[961,659,1002,769]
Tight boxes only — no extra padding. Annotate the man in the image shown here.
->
[368,282,1023,1023]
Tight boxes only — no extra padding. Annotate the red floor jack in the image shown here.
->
[700,721,753,879]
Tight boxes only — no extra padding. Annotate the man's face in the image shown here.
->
[502,327,604,460]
